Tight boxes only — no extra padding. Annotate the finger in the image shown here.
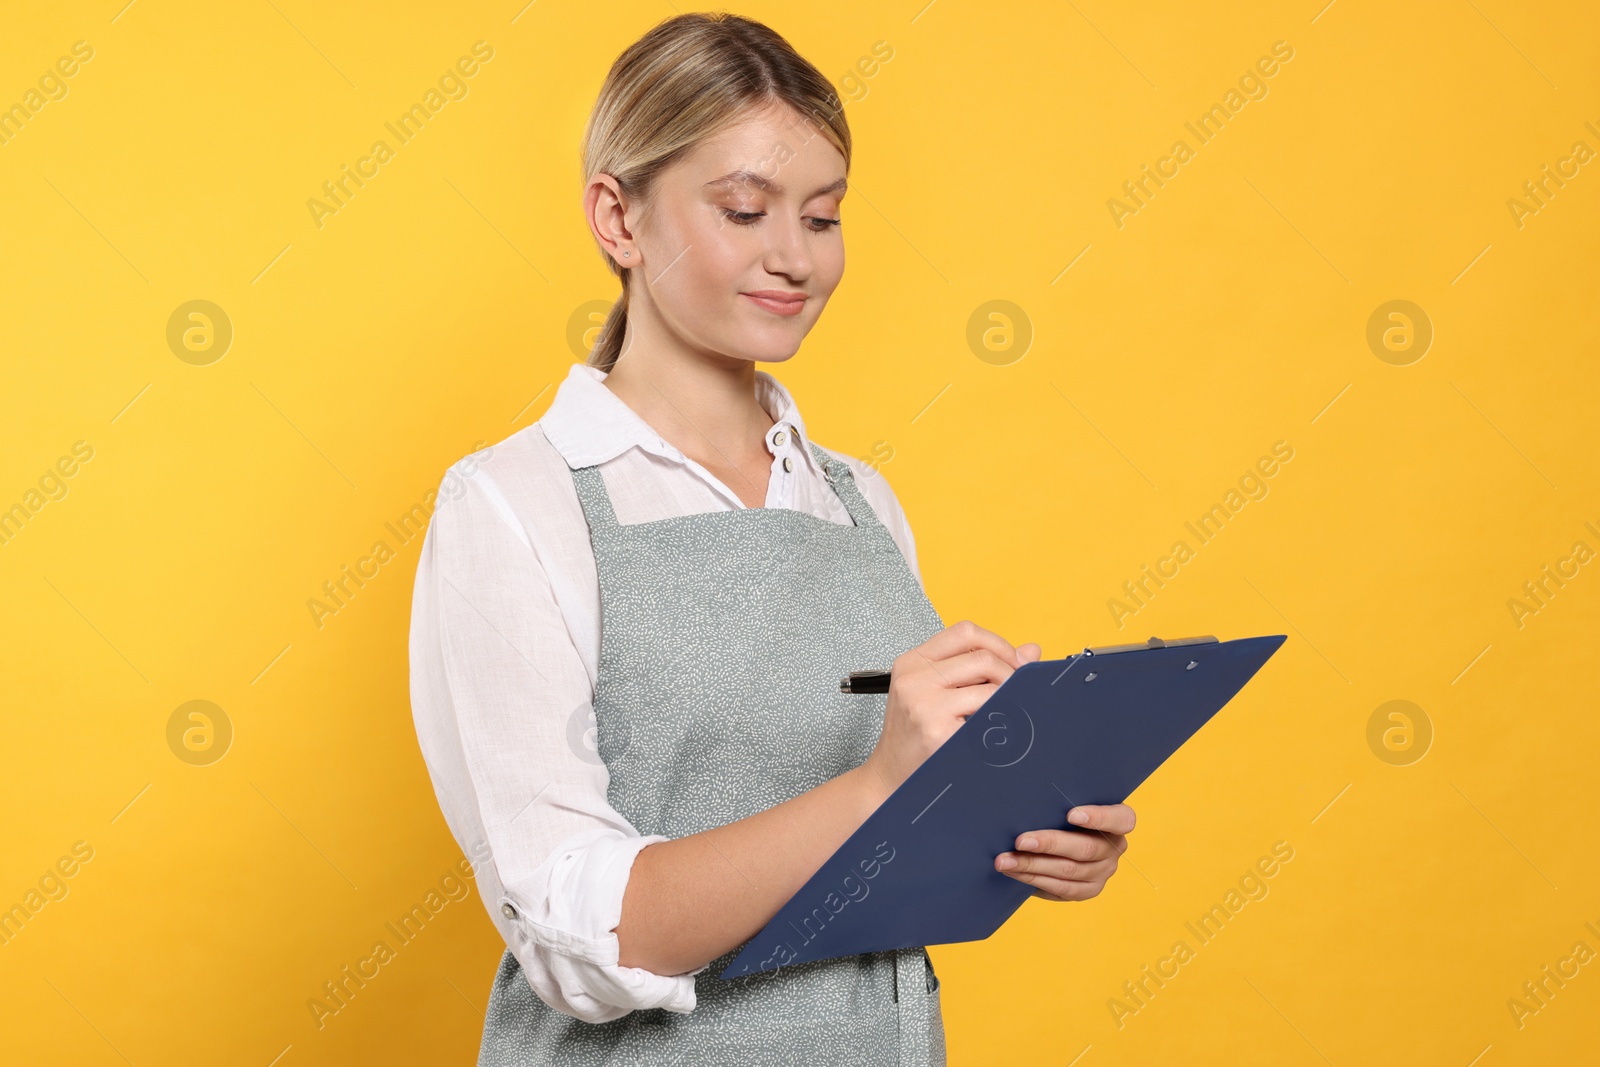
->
[999,856,1114,900]
[904,680,1003,725]
[1067,803,1136,835]
[1017,642,1043,663]
[913,620,1025,668]
[1003,869,1113,902]
[1013,828,1126,863]
[1020,876,1105,902]
[997,851,1117,883]
[941,682,1003,720]
[998,838,1113,870]
[1013,828,1101,862]
[913,645,1017,690]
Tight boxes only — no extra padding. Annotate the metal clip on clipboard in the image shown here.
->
[1078,635,1219,681]
[1082,634,1219,656]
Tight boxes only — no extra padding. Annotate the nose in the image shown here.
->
[761,212,813,281]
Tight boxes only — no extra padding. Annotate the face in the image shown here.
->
[597,101,848,366]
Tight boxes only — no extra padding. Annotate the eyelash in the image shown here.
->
[722,209,842,231]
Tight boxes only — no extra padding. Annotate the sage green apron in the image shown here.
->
[477,441,947,1066]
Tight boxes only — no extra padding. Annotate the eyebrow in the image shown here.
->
[704,169,847,198]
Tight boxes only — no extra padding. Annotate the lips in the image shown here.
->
[741,291,807,317]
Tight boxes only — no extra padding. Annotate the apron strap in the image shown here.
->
[806,441,883,531]
[568,464,619,532]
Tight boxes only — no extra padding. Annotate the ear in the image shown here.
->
[584,173,638,268]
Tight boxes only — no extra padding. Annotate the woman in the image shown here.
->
[409,12,1135,1065]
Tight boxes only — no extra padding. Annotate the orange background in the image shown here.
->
[2,1,1597,1064]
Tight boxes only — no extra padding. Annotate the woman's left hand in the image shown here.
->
[994,803,1135,902]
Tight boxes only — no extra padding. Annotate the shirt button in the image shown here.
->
[783,457,794,472]
[501,902,518,920]
[773,430,788,447]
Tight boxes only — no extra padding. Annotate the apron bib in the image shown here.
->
[477,441,947,1066]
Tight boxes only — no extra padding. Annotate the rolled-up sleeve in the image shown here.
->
[408,455,704,1023]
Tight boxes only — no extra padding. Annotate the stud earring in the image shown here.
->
[622,251,630,258]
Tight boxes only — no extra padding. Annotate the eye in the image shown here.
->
[719,208,843,231]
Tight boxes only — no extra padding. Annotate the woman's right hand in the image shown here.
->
[861,620,1043,797]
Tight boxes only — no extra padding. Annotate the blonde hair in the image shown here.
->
[580,12,851,372]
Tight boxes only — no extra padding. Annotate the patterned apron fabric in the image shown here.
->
[476,441,948,1066]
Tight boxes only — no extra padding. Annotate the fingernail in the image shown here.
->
[997,854,1017,870]
[1018,836,1039,851]
[1068,809,1089,825]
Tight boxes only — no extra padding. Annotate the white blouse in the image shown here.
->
[408,362,926,1024]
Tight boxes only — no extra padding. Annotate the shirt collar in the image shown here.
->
[540,362,825,479]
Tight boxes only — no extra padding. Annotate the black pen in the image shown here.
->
[839,669,891,694]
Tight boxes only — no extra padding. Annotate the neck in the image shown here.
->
[601,293,776,471]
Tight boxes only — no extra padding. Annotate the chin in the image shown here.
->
[744,338,804,364]
[724,324,806,364]
[752,349,802,366]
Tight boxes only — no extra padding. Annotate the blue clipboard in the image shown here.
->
[718,633,1287,978]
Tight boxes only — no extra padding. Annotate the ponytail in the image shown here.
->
[588,274,630,372]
